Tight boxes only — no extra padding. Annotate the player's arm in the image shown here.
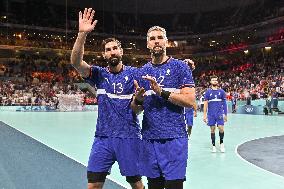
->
[167,61,196,107]
[222,91,228,122]
[203,100,208,123]
[142,75,195,107]
[130,80,145,114]
[193,101,197,111]
[131,96,144,114]
[71,8,98,78]
[193,102,197,117]
[184,58,195,71]
[168,87,196,108]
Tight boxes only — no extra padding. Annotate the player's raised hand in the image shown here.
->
[142,76,162,96]
[134,80,145,102]
[184,59,195,70]
[79,8,98,33]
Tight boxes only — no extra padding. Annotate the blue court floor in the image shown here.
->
[0,111,284,189]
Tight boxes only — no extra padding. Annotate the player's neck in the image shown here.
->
[151,53,169,64]
[109,62,123,73]
[211,86,218,90]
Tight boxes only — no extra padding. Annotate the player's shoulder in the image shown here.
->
[205,88,212,93]
[219,88,226,93]
[141,61,152,68]
[169,58,188,68]
[90,65,105,73]
[90,65,103,69]
[123,65,137,73]
[140,62,153,74]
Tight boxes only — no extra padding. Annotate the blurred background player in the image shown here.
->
[203,75,227,153]
[70,8,144,189]
[185,102,197,138]
[184,58,197,138]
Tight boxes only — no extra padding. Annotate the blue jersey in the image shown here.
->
[84,65,141,138]
[204,88,227,116]
[185,107,193,115]
[184,107,194,126]
[138,58,195,139]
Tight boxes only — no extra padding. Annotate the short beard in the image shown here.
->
[150,46,165,57]
[212,84,218,87]
[107,56,121,67]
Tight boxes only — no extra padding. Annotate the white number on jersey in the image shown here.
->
[112,83,123,94]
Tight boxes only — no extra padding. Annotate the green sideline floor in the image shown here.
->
[1,111,284,189]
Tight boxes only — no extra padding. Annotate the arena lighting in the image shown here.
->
[244,50,249,54]
[211,40,216,43]
[14,33,22,39]
[265,46,271,51]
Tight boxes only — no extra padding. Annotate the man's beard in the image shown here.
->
[150,46,165,57]
[106,55,121,67]
[212,83,218,87]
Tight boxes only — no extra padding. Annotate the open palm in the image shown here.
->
[79,8,98,33]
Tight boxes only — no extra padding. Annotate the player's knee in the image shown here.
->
[147,176,165,189]
[218,127,224,132]
[165,179,184,189]
[88,182,103,189]
[87,171,108,183]
[126,175,142,183]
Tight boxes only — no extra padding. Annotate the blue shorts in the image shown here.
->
[207,114,224,126]
[185,111,193,127]
[87,137,141,176]
[140,138,188,180]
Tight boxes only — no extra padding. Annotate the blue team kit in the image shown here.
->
[204,88,227,126]
[137,57,195,179]
[84,58,195,179]
[85,65,141,176]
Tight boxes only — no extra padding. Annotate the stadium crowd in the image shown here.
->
[0,52,283,107]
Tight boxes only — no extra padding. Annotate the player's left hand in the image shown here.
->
[194,111,197,117]
[224,115,227,122]
[142,75,162,96]
[203,115,208,123]
[134,80,145,102]
[184,59,195,70]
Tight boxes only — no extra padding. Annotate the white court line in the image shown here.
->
[235,135,284,181]
[1,121,128,189]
